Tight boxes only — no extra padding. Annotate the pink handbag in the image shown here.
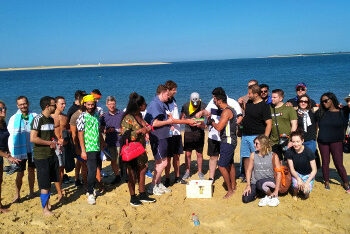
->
[121,140,145,161]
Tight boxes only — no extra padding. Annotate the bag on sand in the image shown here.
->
[272,155,291,194]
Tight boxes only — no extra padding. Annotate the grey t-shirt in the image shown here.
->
[251,151,274,184]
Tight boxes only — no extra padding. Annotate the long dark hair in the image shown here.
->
[123,92,145,120]
[319,92,340,119]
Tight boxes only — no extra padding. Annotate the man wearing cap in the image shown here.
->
[195,87,242,181]
[180,92,206,181]
[77,95,106,205]
[286,83,317,109]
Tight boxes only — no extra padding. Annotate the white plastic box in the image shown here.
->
[186,180,213,198]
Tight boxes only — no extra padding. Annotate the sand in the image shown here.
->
[0,134,349,233]
[0,62,171,72]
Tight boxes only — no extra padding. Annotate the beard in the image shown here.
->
[87,106,96,114]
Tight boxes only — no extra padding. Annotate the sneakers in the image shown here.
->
[87,194,96,205]
[145,170,153,178]
[268,197,280,207]
[147,184,164,196]
[258,195,271,207]
[130,195,142,206]
[198,172,205,180]
[139,192,156,203]
[174,177,181,184]
[182,171,190,180]
[158,183,171,193]
[5,164,21,175]
[258,196,280,207]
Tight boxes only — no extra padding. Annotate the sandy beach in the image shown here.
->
[0,62,171,72]
[0,133,349,233]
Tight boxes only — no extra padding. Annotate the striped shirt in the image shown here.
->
[31,114,55,159]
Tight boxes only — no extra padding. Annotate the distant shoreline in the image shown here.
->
[267,52,350,58]
[0,62,171,72]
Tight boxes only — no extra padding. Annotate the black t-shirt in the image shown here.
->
[297,110,317,141]
[67,103,80,122]
[316,110,348,143]
[242,100,271,135]
[285,146,315,175]
[287,97,317,108]
[181,101,206,134]
[0,123,9,152]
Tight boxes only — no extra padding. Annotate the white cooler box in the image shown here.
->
[186,180,213,198]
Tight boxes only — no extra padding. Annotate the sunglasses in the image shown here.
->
[321,98,330,104]
[0,107,7,111]
[299,100,308,104]
[261,90,268,93]
[296,87,306,91]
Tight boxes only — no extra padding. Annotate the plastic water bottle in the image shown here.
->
[192,213,200,226]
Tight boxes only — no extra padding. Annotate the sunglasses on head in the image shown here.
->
[296,87,306,91]
[0,107,7,111]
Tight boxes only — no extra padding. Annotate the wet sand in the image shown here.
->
[0,135,349,233]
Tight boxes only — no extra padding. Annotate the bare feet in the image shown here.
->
[223,190,235,199]
[43,209,54,216]
[293,196,298,201]
[0,208,10,213]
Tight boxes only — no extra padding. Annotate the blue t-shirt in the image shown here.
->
[145,96,170,140]
[100,109,124,147]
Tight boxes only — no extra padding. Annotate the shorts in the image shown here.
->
[167,135,183,157]
[57,153,65,167]
[18,153,36,172]
[272,144,284,161]
[207,138,221,156]
[183,132,204,153]
[34,156,59,190]
[240,135,258,158]
[292,173,314,192]
[218,142,236,167]
[150,136,168,161]
[107,146,120,161]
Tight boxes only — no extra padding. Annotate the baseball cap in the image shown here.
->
[190,92,200,105]
[296,82,307,89]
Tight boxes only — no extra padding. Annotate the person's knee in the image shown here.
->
[242,195,253,203]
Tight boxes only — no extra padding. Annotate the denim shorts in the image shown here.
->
[240,135,258,158]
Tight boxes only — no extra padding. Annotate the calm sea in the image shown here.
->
[1,54,349,118]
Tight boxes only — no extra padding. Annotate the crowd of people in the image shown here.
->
[0,80,349,215]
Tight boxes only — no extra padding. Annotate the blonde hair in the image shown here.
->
[254,135,272,156]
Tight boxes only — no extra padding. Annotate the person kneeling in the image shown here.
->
[242,135,281,207]
[286,131,317,200]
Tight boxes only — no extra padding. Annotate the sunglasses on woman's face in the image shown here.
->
[299,100,308,104]
[321,98,330,104]
[0,107,7,111]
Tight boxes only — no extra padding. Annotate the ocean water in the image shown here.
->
[1,54,349,118]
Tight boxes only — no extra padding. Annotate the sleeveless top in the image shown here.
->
[251,151,274,184]
[219,106,237,145]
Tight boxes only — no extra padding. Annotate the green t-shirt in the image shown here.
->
[77,112,100,152]
[31,114,56,159]
[270,104,297,145]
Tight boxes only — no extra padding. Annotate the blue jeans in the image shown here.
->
[304,140,316,153]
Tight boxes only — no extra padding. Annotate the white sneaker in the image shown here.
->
[268,197,280,207]
[258,195,271,207]
[87,194,96,205]
[158,183,171,193]
[153,184,165,195]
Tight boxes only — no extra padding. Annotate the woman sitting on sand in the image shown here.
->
[285,131,317,200]
[120,92,156,206]
[0,100,21,213]
[242,135,281,207]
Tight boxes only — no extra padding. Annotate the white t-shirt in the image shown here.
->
[205,97,242,141]
[166,99,181,136]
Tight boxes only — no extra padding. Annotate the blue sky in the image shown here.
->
[0,0,349,67]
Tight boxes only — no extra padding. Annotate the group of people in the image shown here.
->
[0,80,349,215]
